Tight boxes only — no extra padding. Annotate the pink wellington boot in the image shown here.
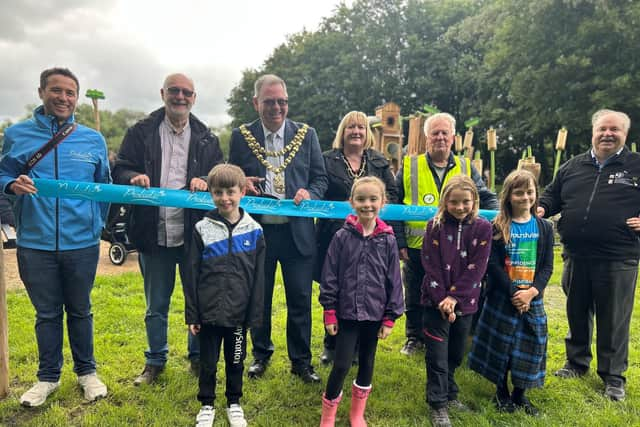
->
[349,382,372,427]
[320,391,342,427]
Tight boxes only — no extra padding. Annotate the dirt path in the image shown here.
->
[3,241,140,291]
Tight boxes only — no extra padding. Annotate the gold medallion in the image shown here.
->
[274,173,285,194]
[239,124,309,196]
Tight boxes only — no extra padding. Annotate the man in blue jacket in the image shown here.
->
[0,67,111,407]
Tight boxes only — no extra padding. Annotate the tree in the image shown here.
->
[85,89,106,132]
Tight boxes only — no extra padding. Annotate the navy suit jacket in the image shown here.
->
[229,118,328,256]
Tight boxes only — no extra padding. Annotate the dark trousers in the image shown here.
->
[423,307,473,409]
[17,245,99,382]
[138,246,199,366]
[198,325,247,406]
[403,248,425,341]
[323,329,359,354]
[325,320,380,400]
[251,224,314,368]
[561,256,638,383]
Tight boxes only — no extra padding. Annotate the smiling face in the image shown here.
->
[509,180,537,217]
[161,74,195,124]
[445,188,474,221]
[342,119,367,152]
[253,82,288,132]
[212,185,245,221]
[592,112,627,161]
[350,181,385,225]
[38,74,78,123]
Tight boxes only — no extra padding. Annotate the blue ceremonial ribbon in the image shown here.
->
[33,178,497,221]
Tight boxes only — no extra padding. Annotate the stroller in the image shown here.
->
[101,203,136,265]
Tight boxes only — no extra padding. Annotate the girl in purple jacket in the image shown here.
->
[421,175,492,427]
[319,176,404,427]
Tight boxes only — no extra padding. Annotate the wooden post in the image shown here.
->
[486,127,497,192]
[0,239,9,399]
[406,115,426,156]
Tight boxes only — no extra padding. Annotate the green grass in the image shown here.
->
[2,256,640,426]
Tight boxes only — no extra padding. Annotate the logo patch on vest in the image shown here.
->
[423,194,435,204]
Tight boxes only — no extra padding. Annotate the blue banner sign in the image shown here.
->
[33,179,497,221]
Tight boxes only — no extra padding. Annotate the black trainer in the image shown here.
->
[513,395,540,417]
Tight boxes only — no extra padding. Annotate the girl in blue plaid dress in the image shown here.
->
[468,169,554,417]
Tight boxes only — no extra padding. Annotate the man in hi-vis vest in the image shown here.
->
[395,112,498,356]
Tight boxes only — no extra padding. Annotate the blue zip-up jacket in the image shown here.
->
[0,106,111,250]
[183,208,265,328]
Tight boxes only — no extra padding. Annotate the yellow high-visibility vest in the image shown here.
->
[403,155,471,248]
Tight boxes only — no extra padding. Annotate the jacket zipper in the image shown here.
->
[456,221,462,250]
[52,121,60,251]
[584,166,602,226]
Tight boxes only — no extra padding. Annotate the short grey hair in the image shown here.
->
[592,109,631,133]
[424,112,456,136]
[254,74,287,98]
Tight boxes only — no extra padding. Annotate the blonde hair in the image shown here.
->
[493,169,538,244]
[207,163,246,190]
[350,176,386,201]
[432,175,479,228]
[332,111,374,150]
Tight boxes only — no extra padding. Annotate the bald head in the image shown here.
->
[161,73,196,128]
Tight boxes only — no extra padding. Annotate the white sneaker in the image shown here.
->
[78,373,108,402]
[20,381,60,407]
[196,405,215,427]
[226,404,248,427]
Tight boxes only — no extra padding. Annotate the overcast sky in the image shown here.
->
[0,0,349,127]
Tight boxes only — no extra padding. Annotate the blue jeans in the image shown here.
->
[138,245,199,366]
[17,245,99,382]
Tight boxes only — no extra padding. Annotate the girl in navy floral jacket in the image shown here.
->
[421,175,492,427]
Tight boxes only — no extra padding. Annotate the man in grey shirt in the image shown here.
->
[112,73,223,385]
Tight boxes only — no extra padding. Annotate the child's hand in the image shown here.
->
[512,287,539,313]
[325,323,338,336]
[378,325,392,339]
[447,311,457,323]
[438,296,457,320]
[189,324,201,335]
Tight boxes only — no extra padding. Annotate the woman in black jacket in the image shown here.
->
[315,110,400,364]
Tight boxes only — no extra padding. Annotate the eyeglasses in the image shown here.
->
[166,87,194,97]
[262,98,288,107]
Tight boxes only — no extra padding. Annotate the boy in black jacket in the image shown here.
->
[184,164,265,427]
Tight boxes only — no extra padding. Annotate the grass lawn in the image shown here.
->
[2,247,640,426]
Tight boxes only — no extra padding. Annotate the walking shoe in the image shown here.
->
[512,395,540,416]
[319,347,335,365]
[291,365,321,383]
[78,373,108,402]
[133,364,164,386]
[19,381,60,407]
[196,405,215,427]
[430,407,452,427]
[226,403,248,427]
[492,394,515,413]
[247,359,268,379]
[400,338,424,356]
[447,399,471,412]
[554,363,587,378]
[604,380,626,401]
[190,358,201,376]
